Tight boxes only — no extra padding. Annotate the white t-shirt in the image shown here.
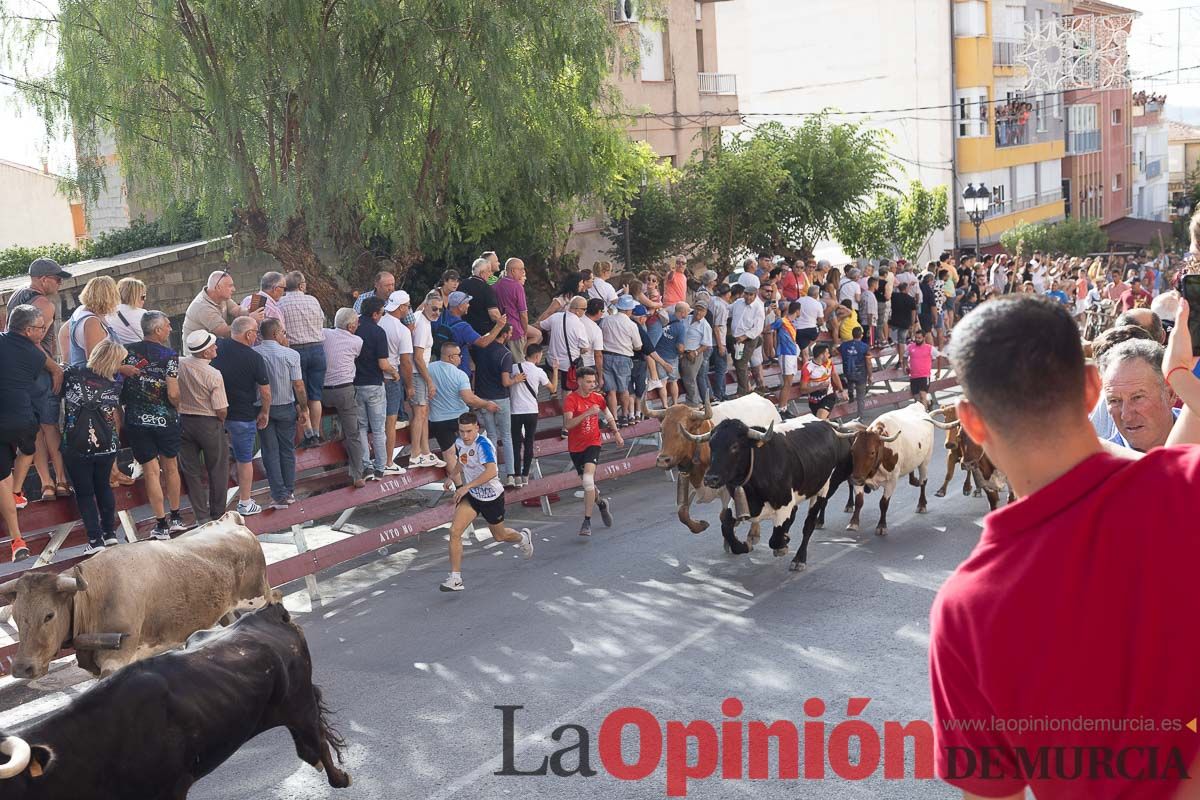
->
[588,277,619,308]
[510,362,550,416]
[412,313,434,364]
[378,313,414,368]
[539,311,589,371]
[896,271,919,298]
[107,304,147,345]
[581,316,605,367]
[454,433,504,501]
[795,296,824,329]
[838,279,861,310]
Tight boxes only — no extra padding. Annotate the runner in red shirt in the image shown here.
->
[932,294,1200,799]
[562,367,623,536]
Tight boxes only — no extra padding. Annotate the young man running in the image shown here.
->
[439,412,533,592]
[563,367,623,536]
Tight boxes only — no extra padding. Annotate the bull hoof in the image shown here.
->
[962,484,971,497]
[686,521,709,534]
[845,522,859,531]
[788,561,806,572]
[842,504,854,514]
[814,521,825,530]
[972,489,982,498]
[935,488,946,498]
[917,506,928,514]
[876,526,888,537]
[723,540,732,554]
[908,476,921,487]
[328,770,352,788]
[773,547,789,557]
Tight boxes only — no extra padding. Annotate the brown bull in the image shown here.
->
[933,404,975,499]
[0,511,272,679]
[930,405,1015,511]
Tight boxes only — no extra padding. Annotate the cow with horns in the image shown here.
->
[643,394,780,541]
[929,405,1014,511]
[832,401,958,536]
[695,416,854,571]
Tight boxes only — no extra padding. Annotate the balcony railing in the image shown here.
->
[994,38,1022,66]
[1145,158,1163,179]
[698,72,737,95]
[1066,129,1101,154]
[995,119,1030,148]
[1039,188,1064,205]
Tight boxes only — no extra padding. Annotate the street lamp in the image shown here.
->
[962,183,992,257]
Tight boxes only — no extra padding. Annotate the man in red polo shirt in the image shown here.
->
[932,294,1200,799]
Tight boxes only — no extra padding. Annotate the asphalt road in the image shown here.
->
[0,414,992,800]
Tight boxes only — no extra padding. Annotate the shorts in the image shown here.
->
[466,492,506,525]
[781,354,799,376]
[808,392,837,414]
[910,377,930,395]
[602,352,633,395]
[429,417,460,452]
[918,314,933,334]
[0,425,38,481]
[385,378,404,416]
[1075,299,1087,316]
[570,445,602,475]
[659,360,680,382]
[30,370,60,427]
[127,424,182,463]
[411,373,430,406]
[224,419,258,464]
[751,346,764,368]
[892,326,910,347]
[293,343,327,403]
[933,310,945,330]
[794,328,820,351]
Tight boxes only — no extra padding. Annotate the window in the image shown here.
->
[954,0,987,37]
[957,87,988,138]
[640,21,667,82]
[1113,173,1123,192]
[1112,108,1122,126]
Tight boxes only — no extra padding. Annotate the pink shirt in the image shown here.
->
[663,270,688,306]
[492,276,527,339]
[906,342,938,379]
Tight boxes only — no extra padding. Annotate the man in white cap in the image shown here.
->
[379,289,415,475]
[730,271,765,396]
[600,294,642,424]
[176,330,230,524]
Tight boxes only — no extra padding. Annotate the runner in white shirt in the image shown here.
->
[438,413,533,592]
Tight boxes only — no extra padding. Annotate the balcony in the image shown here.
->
[1066,129,1101,154]
[1145,158,1163,179]
[995,119,1030,148]
[698,72,736,95]
[993,38,1022,67]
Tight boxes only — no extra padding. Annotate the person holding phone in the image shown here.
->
[240,272,287,341]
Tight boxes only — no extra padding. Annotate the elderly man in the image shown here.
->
[278,270,326,447]
[1115,308,1165,344]
[460,257,502,336]
[653,302,690,407]
[494,257,531,362]
[254,318,308,509]
[539,296,591,408]
[212,316,271,515]
[679,300,713,406]
[241,271,287,334]
[176,330,229,525]
[0,304,62,560]
[730,273,765,397]
[839,267,862,310]
[443,290,506,378]
[409,291,445,469]
[353,270,396,314]
[183,269,262,340]
[121,311,184,538]
[705,284,732,401]
[379,290,415,475]
[1097,339,1179,452]
[600,295,642,424]
[321,308,368,488]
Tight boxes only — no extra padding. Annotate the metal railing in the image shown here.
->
[1066,129,1101,154]
[995,119,1030,148]
[1038,188,1064,205]
[994,38,1022,66]
[698,72,737,95]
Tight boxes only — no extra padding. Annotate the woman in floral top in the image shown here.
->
[61,339,127,553]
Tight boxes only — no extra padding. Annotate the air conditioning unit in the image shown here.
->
[613,0,638,24]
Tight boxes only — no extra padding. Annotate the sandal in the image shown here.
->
[55,481,72,498]
[40,486,57,502]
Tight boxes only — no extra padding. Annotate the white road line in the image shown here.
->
[426,541,862,800]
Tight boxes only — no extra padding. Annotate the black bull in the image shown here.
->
[701,419,853,571]
[0,603,350,799]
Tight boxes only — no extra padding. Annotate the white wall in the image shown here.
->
[0,160,77,249]
[715,0,955,260]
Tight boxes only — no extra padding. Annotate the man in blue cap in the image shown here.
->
[442,290,506,378]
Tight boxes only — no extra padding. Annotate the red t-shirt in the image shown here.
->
[930,447,1200,798]
[564,390,607,452]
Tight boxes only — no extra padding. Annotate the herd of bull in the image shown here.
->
[646,393,1014,572]
[0,513,351,798]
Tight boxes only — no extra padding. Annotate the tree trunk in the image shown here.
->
[237,209,343,316]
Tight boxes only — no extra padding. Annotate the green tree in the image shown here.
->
[604,180,690,271]
[834,181,949,261]
[4,0,631,306]
[999,221,1052,256]
[1046,218,1108,256]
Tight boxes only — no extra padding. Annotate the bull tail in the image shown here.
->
[314,684,348,765]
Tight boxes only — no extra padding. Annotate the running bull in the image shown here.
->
[0,603,350,798]
[697,417,854,571]
[0,511,271,679]
[930,405,1014,511]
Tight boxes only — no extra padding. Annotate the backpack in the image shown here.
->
[432,319,457,359]
[65,370,114,454]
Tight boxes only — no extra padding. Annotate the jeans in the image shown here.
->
[322,385,365,481]
[708,348,729,400]
[260,403,297,502]
[846,377,869,419]
[511,412,538,477]
[63,449,116,544]
[293,343,327,403]
[476,398,513,480]
[178,414,229,522]
[631,359,647,399]
[680,351,709,405]
[355,384,387,471]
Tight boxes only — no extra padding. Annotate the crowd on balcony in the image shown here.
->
[994,100,1033,147]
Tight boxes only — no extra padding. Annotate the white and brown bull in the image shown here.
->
[932,404,977,499]
[0,511,272,679]
[833,402,958,536]
[929,406,1015,511]
[643,394,782,544]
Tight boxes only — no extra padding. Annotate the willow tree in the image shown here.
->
[3,0,630,304]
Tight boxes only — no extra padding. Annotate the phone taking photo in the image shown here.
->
[1182,274,1200,358]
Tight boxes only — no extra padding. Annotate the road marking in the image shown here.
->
[426,541,862,800]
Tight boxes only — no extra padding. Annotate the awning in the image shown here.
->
[1101,217,1173,248]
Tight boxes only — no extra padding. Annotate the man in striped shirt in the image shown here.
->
[278,271,327,447]
[240,271,287,337]
[320,308,368,488]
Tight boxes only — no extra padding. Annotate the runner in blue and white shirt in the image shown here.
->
[438,412,534,593]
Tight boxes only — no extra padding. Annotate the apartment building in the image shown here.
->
[1130,93,1169,222]
[1168,120,1200,209]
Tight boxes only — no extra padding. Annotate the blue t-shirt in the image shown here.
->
[771,318,799,357]
[839,339,870,381]
[654,318,687,363]
[428,360,471,422]
[448,319,480,377]
[1048,290,1071,306]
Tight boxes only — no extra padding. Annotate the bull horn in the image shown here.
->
[0,577,20,602]
[878,429,902,443]
[824,419,863,438]
[0,736,31,779]
[924,415,961,431]
[746,421,775,442]
[55,566,87,595]
[689,395,713,421]
[681,427,712,444]
[640,399,666,420]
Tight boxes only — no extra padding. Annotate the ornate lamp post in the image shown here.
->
[962,183,992,256]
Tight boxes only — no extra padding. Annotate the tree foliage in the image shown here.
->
[834,181,949,261]
[999,218,1108,257]
[3,0,634,304]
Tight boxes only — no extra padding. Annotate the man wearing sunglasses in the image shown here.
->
[182,269,264,342]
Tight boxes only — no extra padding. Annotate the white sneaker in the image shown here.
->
[382,464,407,475]
[237,500,263,516]
[503,476,518,489]
[518,528,534,558]
[83,541,106,555]
[429,454,447,468]
[439,574,464,592]
[409,454,429,468]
